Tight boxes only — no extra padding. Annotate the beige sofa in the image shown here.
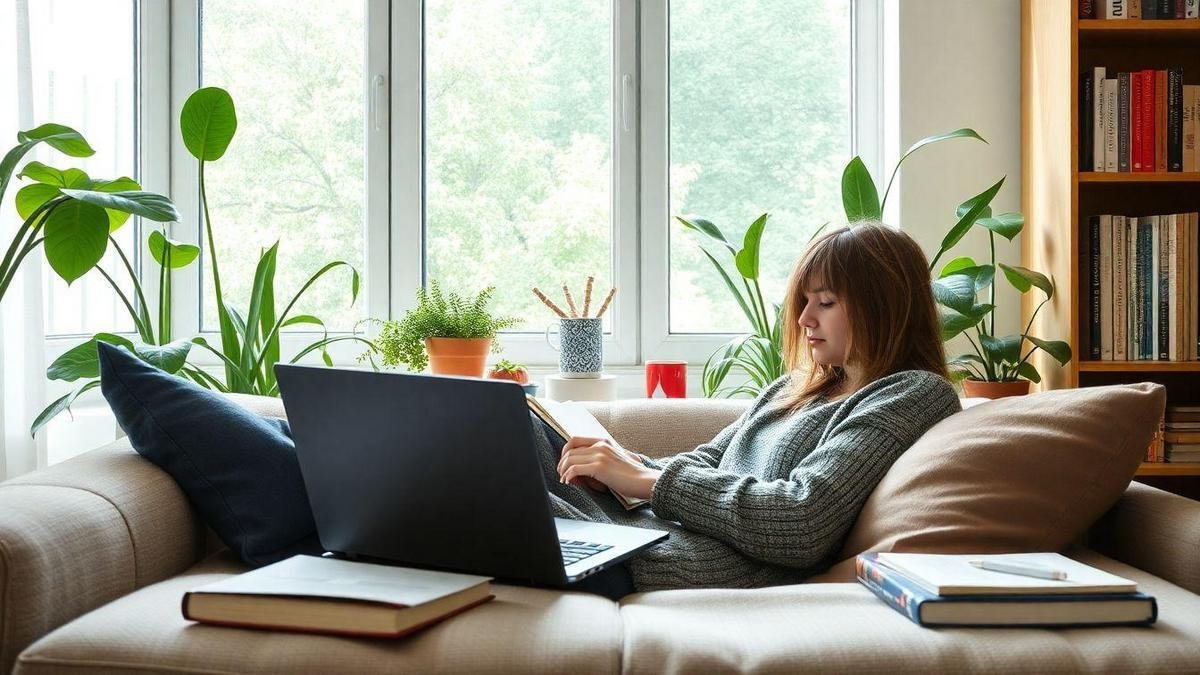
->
[2,395,1200,674]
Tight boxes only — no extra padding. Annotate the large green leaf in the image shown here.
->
[17,123,95,157]
[30,379,101,438]
[998,263,1054,297]
[180,87,238,161]
[1027,336,1072,365]
[676,216,736,253]
[60,188,180,224]
[976,212,1025,240]
[699,247,758,331]
[148,230,200,268]
[734,213,769,280]
[939,256,978,278]
[134,339,194,373]
[931,274,978,314]
[93,177,143,230]
[15,183,62,220]
[1017,361,1042,383]
[281,314,324,328]
[42,200,110,284]
[951,264,995,293]
[1,124,92,205]
[938,177,1006,254]
[46,333,134,382]
[841,156,881,222]
[981,333,1022,365]
[17,160,67,185]
[939,304,993,341]
[240,243,280,388]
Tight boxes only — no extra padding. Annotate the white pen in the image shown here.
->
[968,559,1069,581]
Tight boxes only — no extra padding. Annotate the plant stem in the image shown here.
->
[0,198,63,287]
[0,233,46,301]
[989,231,996,336]
[109,235,154,342]
[95,266,147,338]
[970,326,995,380]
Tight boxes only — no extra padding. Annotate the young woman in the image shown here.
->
[531,222,961,598]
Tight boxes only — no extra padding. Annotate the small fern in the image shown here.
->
[370,280,520,371]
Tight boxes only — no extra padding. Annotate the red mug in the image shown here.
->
[645,360,687,398]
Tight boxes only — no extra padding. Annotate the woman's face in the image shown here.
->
[798,286,850,366]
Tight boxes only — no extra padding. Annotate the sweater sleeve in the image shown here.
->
[648,371,961,569]
[638,375,790,471]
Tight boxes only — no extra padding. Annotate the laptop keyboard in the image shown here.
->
[560,539,613,566]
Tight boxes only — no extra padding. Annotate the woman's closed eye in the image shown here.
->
[819,301,835,308]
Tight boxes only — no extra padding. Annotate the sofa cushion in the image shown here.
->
[15,551,624,675]
[97,342,321,566]
[823,383,1165,575]
[617,549,1200,674]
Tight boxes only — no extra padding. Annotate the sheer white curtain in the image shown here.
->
[0,0,48,481]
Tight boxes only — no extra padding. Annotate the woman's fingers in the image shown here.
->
[558,446,603,477]
[562,435,606,453]
[562,462,601,485]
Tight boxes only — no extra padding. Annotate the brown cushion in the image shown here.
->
[812,383,1165,581]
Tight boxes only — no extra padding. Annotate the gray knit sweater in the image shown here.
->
[540,369,960,592]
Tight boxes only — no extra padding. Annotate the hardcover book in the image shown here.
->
[182,555,493,638]
[856,553,1156,628]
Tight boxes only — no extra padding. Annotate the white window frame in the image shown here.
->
[639,0,883,365]
[46,0,880,374]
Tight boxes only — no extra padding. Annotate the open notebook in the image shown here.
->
[527,396,649,510]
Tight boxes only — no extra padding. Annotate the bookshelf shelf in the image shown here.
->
[1136,462,1200,476]
[1079,360,1200,372]
[1078,171,1200,183]
[1079,19,1200,46]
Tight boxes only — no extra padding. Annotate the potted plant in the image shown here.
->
[372,280,520,377]
[487,358,529,384]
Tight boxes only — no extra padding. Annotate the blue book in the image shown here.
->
[856,553,1157,628]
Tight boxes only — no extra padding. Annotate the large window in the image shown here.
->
[668,0,852,334]
[199,0,368,333]
[28,0,138,336]
[424,0,614,333]
[118,0,869,367]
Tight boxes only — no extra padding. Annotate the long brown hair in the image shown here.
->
[775,222,948,413]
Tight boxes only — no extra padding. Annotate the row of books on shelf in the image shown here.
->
[1080,67,1199,173]
[1087,212,1200,361]
[1146,404,1200,462]
[1080,0,1199,19]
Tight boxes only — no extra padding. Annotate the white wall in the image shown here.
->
[889,0,1024,346]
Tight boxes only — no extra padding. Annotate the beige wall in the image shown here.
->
[890,0,1023,343]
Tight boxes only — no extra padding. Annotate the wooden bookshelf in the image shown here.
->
[1022,3,1200,498]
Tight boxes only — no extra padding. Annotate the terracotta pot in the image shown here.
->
[961,378,1031,400]
[424,337,492,377]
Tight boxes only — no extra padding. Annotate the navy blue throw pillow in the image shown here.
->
[97,341,321,566]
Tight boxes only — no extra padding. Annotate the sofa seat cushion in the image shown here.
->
[617,550,1200,674]
[16,552,624,675]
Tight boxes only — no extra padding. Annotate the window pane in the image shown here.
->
[425,0,613,332]
[669,0,851,333]
[200,0,366,332]
[28,0,137,336]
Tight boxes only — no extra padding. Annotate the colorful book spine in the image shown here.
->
[1168,68,1183,172]
[1114,215,1128,360]
[1101,215,1114,360]
[1141,70,1155,172]
[1132,73,1144,171]
[1158,215,1170,360]
[1119,73,1131,172]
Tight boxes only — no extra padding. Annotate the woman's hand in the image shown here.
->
[557,436,661,500]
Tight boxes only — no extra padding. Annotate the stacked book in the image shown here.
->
[1080,1,1200,21]
[1079,66,1198,173]
[1164,404,1200,462]
[1088,212,1200,361]
[857,552,1157,628]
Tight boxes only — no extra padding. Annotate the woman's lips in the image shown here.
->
[807,337,824,345]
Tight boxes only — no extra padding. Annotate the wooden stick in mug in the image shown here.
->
[582,275,595,317]
[562,285,579,318]
[594,287,616,319]
[532,287,568,318]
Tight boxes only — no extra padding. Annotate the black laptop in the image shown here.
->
[275,365,668,587]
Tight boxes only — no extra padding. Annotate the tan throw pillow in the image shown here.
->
[810,383,1165,582]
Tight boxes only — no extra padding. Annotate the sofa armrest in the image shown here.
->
[0,440,203,673]
[1087,482,1200,595]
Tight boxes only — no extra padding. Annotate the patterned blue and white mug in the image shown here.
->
[545,317,603,378]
